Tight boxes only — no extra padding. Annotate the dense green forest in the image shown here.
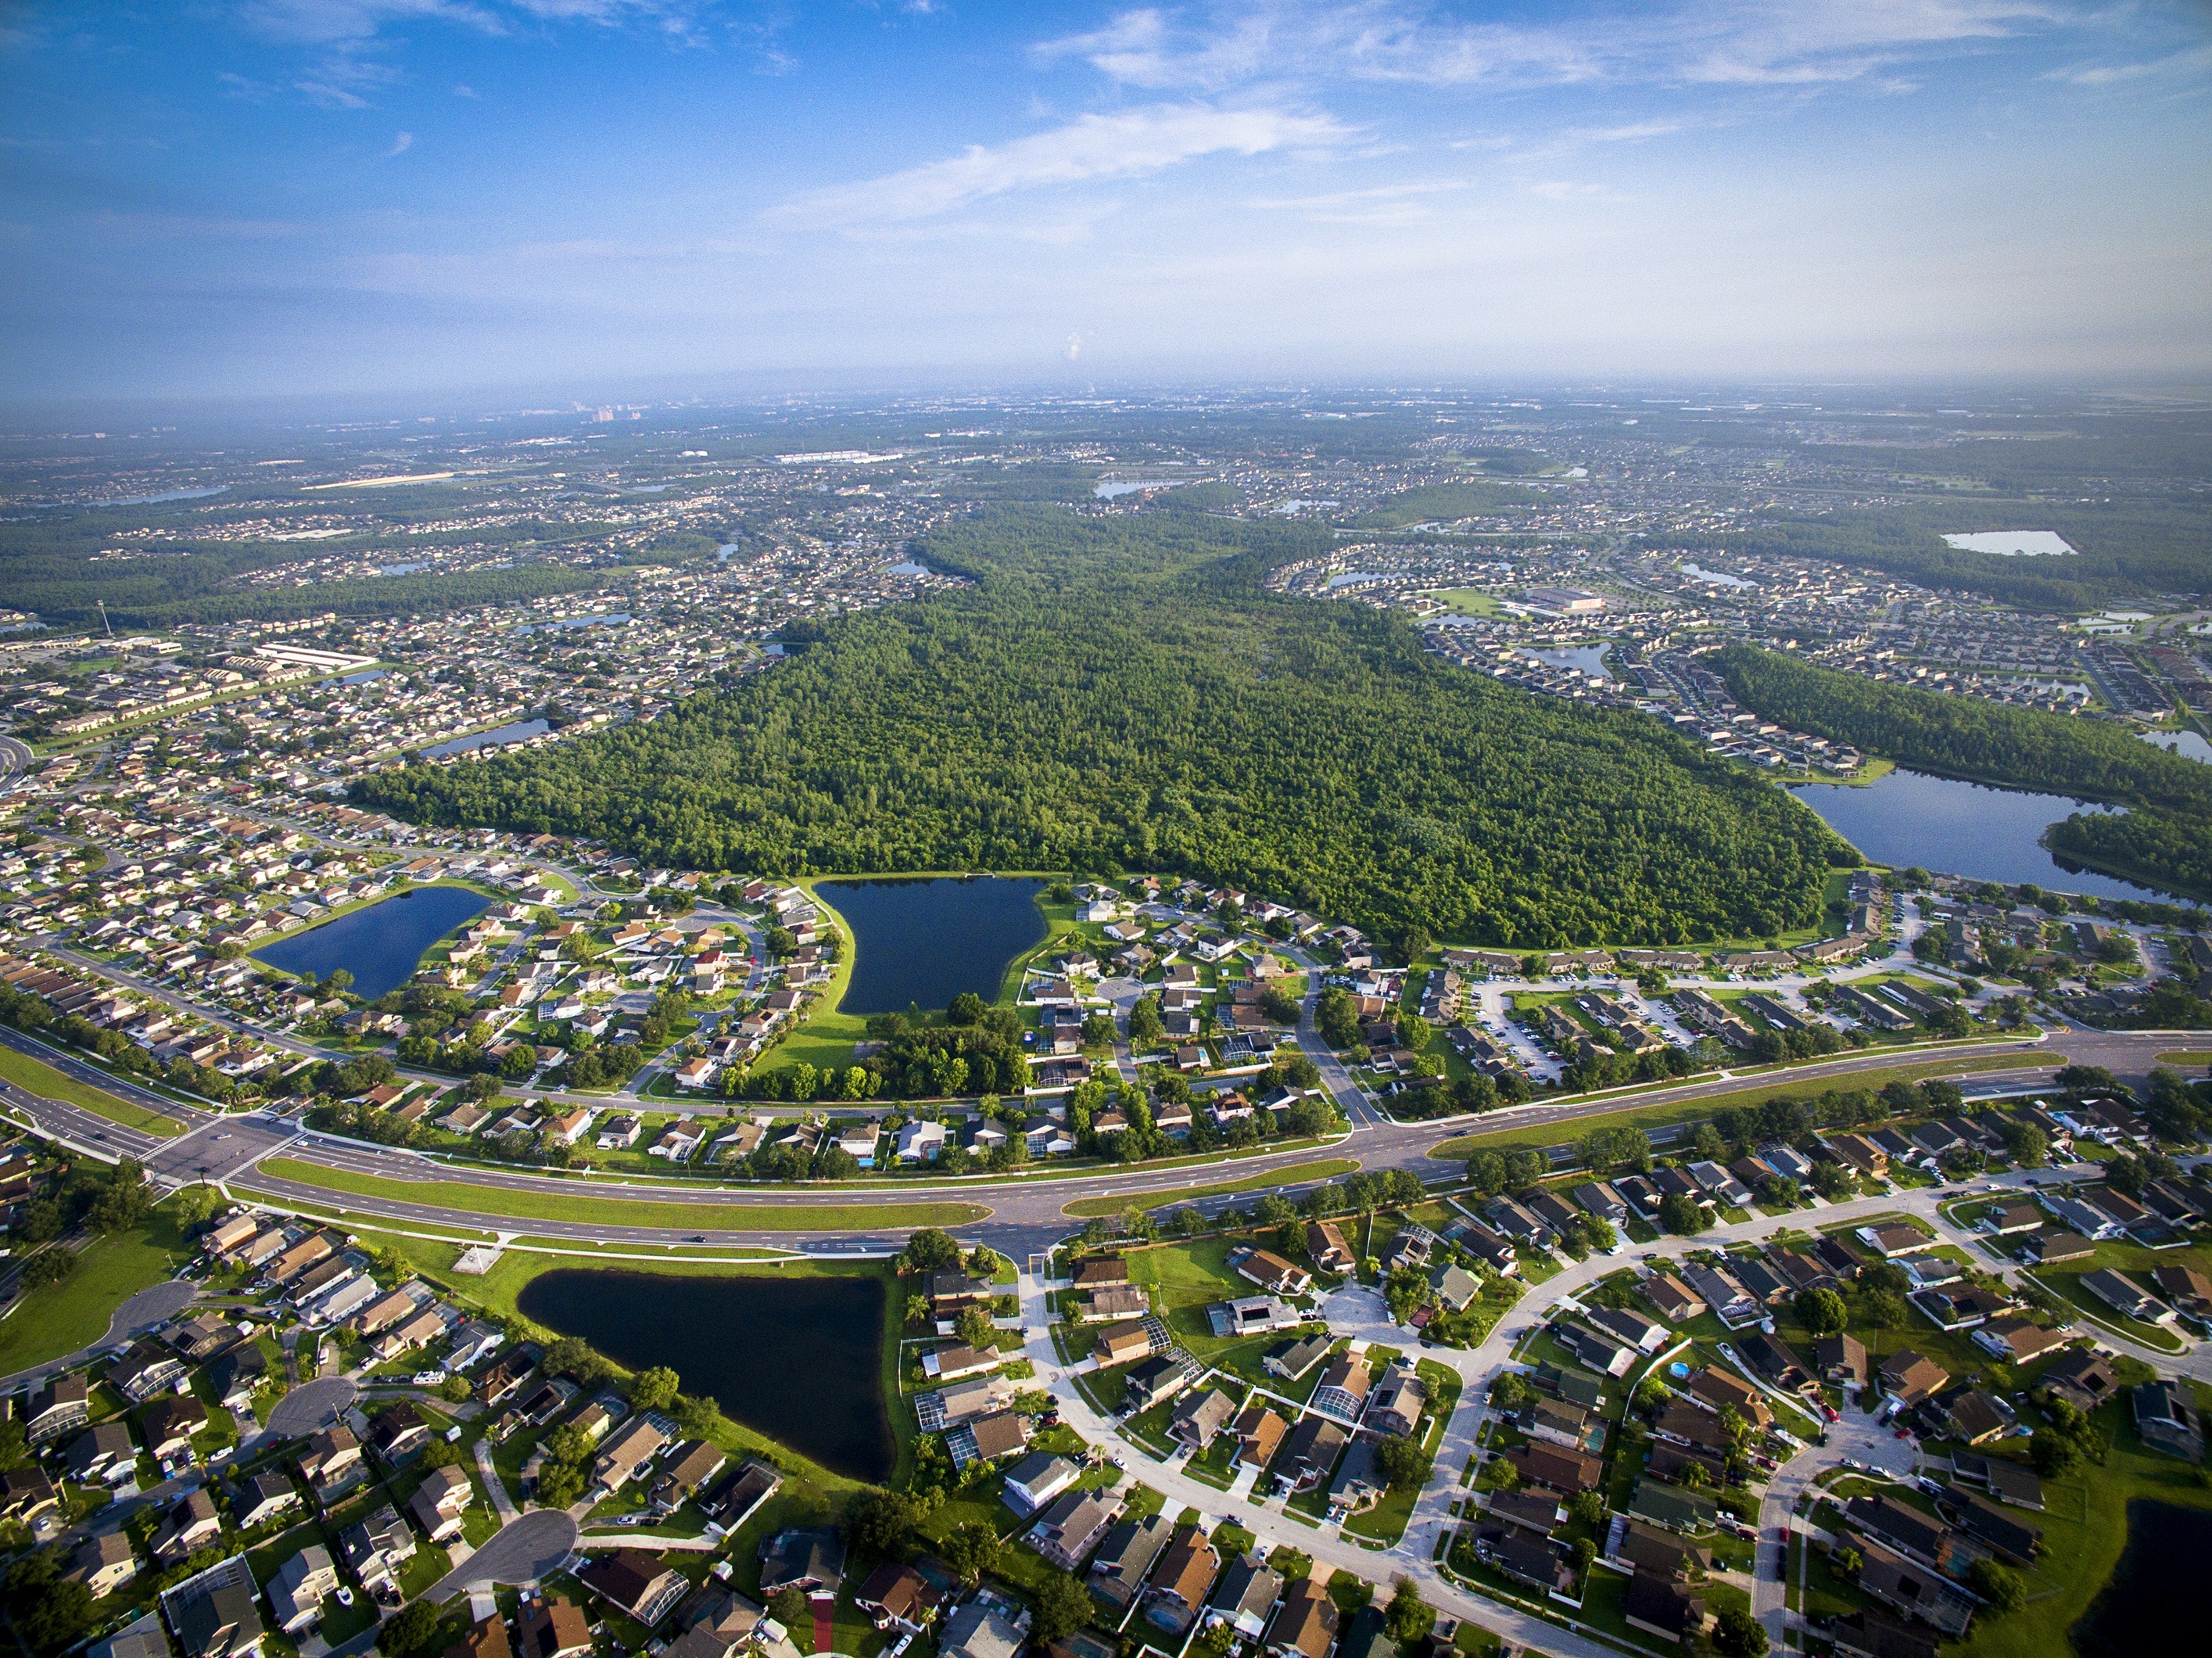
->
[353,509,1848,949]
[1355,478,1558,528]
[1717,644,2212,899]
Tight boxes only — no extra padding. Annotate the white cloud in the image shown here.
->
[231,0,701,46]
[386,131,414,155]
[1037,1,2075,92]
[2052,41,2212,85]
[765,102,1353,229]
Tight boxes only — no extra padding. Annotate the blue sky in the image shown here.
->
[3,2,2208,402]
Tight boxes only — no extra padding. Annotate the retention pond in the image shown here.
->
[2070,1498,2210,1658]
[818,876,1047,1015]
[1785,766,2172,902]
[515,1267,893,1481]
[250,884,491,1001]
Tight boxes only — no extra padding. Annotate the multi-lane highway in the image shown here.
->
[3,1016,2195,1258]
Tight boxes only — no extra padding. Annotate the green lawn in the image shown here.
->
[1061,1157,1361,1218]
[0,1046,189,1138]
[1952,1404,2212,1658]
[1427,1052,2037,1160]
[0,1201,189,1376]
[255,1157,988,1230]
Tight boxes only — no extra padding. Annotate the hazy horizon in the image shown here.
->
[6,1,2209,403]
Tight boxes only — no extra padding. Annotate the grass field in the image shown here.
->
[2154,1051,2212,1067]
[1422,588,1506,617]
[1060,1157,1361,1218]
[256,1157,989,1231]
[0,1202,188,1378]
[0,1046,189,1138]
[1425,1053,2039,1160]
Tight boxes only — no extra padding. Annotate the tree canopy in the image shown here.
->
[355,511,1841,947]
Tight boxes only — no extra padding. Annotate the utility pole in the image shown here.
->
[96,599,112,638]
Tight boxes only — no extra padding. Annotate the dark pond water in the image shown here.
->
[422,717,553,759]
[2070,1498,2210,1658]
[516,1268,892,1481]
[1787,766,2169,902]
[819,876,1047,1015]
[251,884,491,1000]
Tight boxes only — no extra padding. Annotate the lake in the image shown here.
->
[422,718,553,759]
[1526,644,1614,680]
[2140,728,2212,765]
[511,612,631,637]
[252,884,492,1000]
[818,876,1048,1014]
[1787,766,2169,901]
[515,1268,893,1481]
[2070,1498,2210,1658]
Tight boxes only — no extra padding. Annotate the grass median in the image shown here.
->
[256,1157,989,1231]
[1061,1156,1362,1218]
[1425,1052,2041,1160]
[0,1046,188,1139]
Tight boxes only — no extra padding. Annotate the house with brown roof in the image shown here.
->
[1644,1273,1706,1322]
[1307,1222,1354,1274]
[1687,1367,1770,1427]
[854,1563,941,1635]
[1814,1333,1869,1388]
[514,1595,593,1658]
[1973,1318,2066,1365]
[1229,1247,1313,1297]
[1142,1527,1221,1635]
[1504,1441,1602,1495]
[1878,1351,1952,1408]
[1311,1358,1373,1423]
[1233,1405,1288,1471]
[1094,1321,1154,1366]
[1264,1577,1339,1658]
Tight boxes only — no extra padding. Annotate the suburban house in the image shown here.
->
[1233,1406,1288,1471]
[853,1563,942,1635]
[265,1548,338,1634]
[1878,1351,1952,1408]
[69,1533,138,1599]
[407,1464,475,1543]
[1271,1418,1347,1495]
[1311,1358,1373,1423]
[1027,1489,1122,1571]
[1228,1247,1313,1297]
[1169,1389,1239,1453]
[1143,1526,1221,1635]
[579,1550,691,1627]
[1088,1513,1173,1611]
[1001,1452,1080,1515]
